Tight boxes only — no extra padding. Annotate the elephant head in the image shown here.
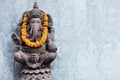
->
[29,16,43,41]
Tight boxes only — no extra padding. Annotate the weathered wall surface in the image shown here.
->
[0,0,120,80]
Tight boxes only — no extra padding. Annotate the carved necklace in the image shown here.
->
[21,13,48,48]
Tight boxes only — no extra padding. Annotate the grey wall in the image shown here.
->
[0,0,120,80]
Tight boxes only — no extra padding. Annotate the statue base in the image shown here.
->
[21,67,51,80]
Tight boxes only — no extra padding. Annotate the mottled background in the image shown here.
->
[0,0,120,80]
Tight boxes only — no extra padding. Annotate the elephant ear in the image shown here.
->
[47,14,53,27]
[46,14,55,41]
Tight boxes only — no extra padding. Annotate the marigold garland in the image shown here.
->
[21,13,48,48]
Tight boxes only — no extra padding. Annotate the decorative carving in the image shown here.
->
[11,2,57,80]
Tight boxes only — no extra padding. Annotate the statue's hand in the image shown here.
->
[25,54,44,69]
[11,33,22,45]
[29,54,39,63]
[48,43,57,52]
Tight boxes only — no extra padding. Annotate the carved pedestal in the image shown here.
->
[21,67,51,80]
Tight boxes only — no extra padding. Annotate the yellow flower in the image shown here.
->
[44,16,48,21]
[23,17,28,22]
[43,22,48,27]
[22,23,27,27]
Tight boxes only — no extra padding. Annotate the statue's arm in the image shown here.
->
[47,39,57,53]
[46,14,57,53]
[11,27,22,45]
[47,14,55,41]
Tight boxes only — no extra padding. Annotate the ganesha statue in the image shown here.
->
[11,2,57,80]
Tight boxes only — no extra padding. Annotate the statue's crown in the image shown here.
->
[33,2,38,9]
[30,2,39,16]
[23,2,44,20]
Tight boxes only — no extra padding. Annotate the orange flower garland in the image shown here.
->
[21,13,48,48]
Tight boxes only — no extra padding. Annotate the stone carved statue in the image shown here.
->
[11,2,57,80]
